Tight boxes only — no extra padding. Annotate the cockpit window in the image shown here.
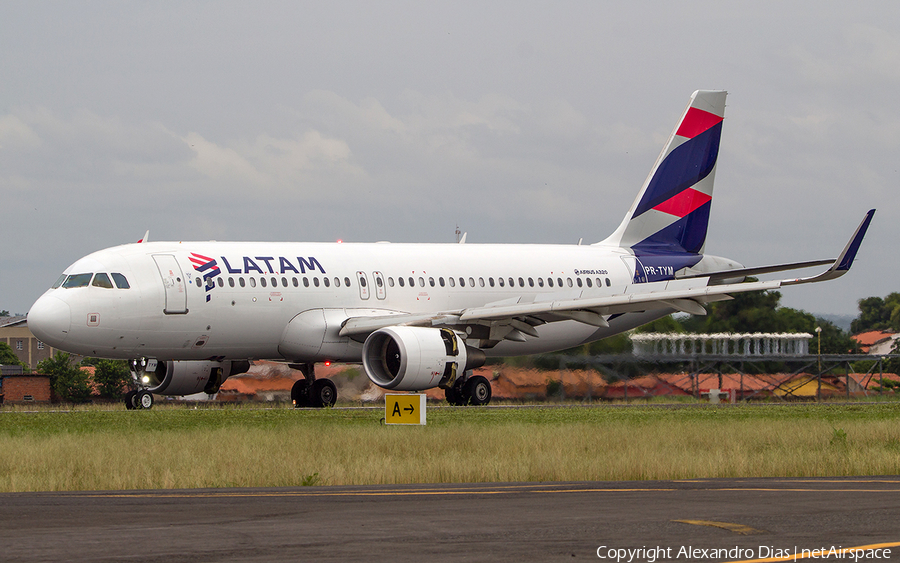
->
[111,273,130,289]
[62,273,93,288]
[51,274,67,289]
[91,273,114,289]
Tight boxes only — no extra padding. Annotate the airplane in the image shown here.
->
[27,90,875,410]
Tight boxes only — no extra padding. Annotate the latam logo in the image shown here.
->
[220,256,327,276]
[189,253,221,302]
[188,254,327,303]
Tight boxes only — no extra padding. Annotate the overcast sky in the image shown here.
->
[2,2,898,319]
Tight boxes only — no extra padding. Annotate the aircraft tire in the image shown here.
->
[137,390,154,409]
[311,379,337,408]
[291,379,310,408]
[464,376,492,406]
[445,385,465,406]
[124,390,136,410]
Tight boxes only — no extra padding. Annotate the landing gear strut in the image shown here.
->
[290,363,337,408]
[444,372,492,406]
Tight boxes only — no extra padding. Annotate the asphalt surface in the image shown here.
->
[1,478,899,562]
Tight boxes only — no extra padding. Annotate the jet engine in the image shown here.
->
[362,326,485,391]
[133,359,251,396]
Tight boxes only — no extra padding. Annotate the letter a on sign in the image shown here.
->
[385,394,426,425]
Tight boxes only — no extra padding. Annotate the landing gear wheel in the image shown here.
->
[124,390,136,410]
[464,375,492,406]
[311,379,337,408]
[291,379,310,408]
[137,390,154,409]
[445,385,464,406]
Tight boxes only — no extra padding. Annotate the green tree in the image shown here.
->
[0,342,26,368]
[37,352,92,403]
[0,310,10,316]
[851,293,900,333]
[91,358,130,399]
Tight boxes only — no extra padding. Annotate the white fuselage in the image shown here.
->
[28,240,699,362]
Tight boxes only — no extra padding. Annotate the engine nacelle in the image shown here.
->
[362,326,485,391]
[135,359,251,396]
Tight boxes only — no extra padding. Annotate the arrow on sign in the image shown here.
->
[404,404,415,414]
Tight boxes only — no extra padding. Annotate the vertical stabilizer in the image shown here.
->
[599,90,726,254]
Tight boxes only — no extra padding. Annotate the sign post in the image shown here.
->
[385,394,426,425]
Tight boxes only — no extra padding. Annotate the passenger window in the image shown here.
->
[282,277,288,287]
[489,277,495,287]
[345,277,352,287]
[429,277,435,287]
[508,277,514,287]
[408,277,414,287]
[272,277,278,287]
[547,278,553,288]
[250,278,257,288]
[228,277,235,288]
[418,277,424,287]
[518,277,524,287]
[606,278,611,287]
[576,278,583,287]
[52,274,67,289]
[399,277,405,287]
[558,277,563,287]
[92,273,114,289]
[376,277,383,287]
[195,277,202,287]
[261,277,267,288]
[439,277,445,287]
[335,277,341,287]
[314,277,320,287]
[528,278,534,287]
[217,278,224,287]
[449,277,456,287]
[111,273,130,289]
[324,277,330,287]
[303,278,310,287]
[468,277,475,287]
[586,278,593,288]
[239,278,246,288]
[292,278,298,287]
[498,277,505,287]
[567,278,573,287]
[538,278,544,287]
[459,277,466,287]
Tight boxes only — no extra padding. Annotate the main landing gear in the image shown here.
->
[290,363,337,408]
[124,389,154,410]
[444,373,492,406]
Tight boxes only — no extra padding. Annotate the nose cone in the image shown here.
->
[28,294,72,348]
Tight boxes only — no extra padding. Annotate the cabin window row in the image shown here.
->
[387,276,612,289]
[201,275,612,290]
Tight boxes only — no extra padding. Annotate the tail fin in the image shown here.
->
[600,90,727,255]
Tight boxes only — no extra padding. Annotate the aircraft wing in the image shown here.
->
[339,209,874,341]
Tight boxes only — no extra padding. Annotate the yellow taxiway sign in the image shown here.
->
[385,394,426,425]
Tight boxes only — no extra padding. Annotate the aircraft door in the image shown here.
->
[373,271,386,300]
[153,254,188,314]
[356,271,370,300]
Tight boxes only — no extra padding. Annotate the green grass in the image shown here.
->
[1,403,900,492]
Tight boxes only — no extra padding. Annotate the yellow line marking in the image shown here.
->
[730,541,900,562]
[673,519,763,535]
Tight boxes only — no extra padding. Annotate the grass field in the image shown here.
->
[1,403,899,492]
